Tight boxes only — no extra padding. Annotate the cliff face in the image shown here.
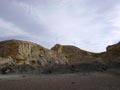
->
[106,42,120,56]
[51,43,120,65]
[0,40,47,59]
[0,39,120,74]
[0,40,65,66]
[105,42,120,63]
[51,44,96,64]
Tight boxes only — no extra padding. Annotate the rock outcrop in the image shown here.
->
[0,39,47,64]
[105,42,120,64]
[0,40,65,65]
[51,44,96,64]
[0,39,120,74]
[0,40,66,74]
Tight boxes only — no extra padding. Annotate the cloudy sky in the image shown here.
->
[0,0,120,52]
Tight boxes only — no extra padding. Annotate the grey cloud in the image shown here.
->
[0,1,48,36]
[0,0,120,52]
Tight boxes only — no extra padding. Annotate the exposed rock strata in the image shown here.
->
[0,39,119,74]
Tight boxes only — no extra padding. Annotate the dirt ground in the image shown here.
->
[0,72,120,90]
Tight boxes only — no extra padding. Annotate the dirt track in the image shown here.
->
[0,73,120,90]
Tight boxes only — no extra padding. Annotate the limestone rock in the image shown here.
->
[51,44,96,64]
[105,42,120,64]
[0,39,64,66]
[0,39,120,74]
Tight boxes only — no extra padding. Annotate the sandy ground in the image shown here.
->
[0,72,120,90]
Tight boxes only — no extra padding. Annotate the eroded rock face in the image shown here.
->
[105,42,120,64]
[107,42,120,56]
[0,40,47,59]
[51,43,120,66]
[51,44,96,64]
[0,40,65,66]
[0,39,120,74]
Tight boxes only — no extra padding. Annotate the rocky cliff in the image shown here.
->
[105,42,120,64]
[0,39,120,74]
[51,44,96,64]
[0,40,66,74]
[0,39,65,65]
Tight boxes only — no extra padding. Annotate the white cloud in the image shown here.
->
[0,18,44,44]
[30,0,119,52]
[0,0,120,52]
[0,18,28,37]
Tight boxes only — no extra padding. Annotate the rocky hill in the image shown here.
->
[105,42,120,64]
[51,44,96,64]
[0,40,65,74]
[0,39,119,74]
[0,39,65,65]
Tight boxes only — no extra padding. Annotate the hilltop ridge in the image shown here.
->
[0,39,119,74]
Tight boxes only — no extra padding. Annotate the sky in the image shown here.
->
[0,0,120,52]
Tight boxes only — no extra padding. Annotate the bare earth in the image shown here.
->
[0,72,120,90]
